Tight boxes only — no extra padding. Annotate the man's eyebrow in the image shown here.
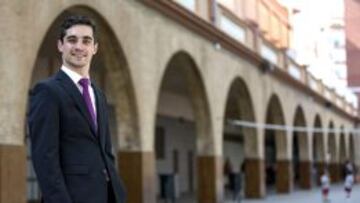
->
[83,36,93,40]
[65,35,94,40]
[65,35,77,39]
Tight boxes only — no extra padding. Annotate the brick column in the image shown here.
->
[298,161,312,189]
[337,163,344,181]
[198,156,222,203]
[0,145,26,203]
[329,163,341,183]
[276,160,292,193]
[118,151,156,203]
[245,158,265,198]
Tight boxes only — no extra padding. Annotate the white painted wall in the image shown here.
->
[223,141,244,173]
[157,91,194,121]
[155,115,197,196]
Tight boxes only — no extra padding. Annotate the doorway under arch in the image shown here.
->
[292,106,310,189]
[327,121,339,182]
[264,94,289,194]
[312,114,325,186]
[222,77,257,199]
[154,51,212,202]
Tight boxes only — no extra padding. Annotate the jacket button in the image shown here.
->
[103,169,110,182]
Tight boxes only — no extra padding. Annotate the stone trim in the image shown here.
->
[244,158,265,198]
[0,145,26,203]
[276,160,292,193]
[198,156,223,203]
[298,161,312,189]
[118,151,156,203]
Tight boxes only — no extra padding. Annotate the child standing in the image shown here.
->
[321,171,330,203]
[344,172,354,198]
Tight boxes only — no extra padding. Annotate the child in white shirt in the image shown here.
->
[344,173,354,198]
[321,171,330,203]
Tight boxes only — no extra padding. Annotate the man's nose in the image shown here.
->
[74,41,85,50]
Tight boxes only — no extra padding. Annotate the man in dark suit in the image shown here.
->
[28,15,126,203]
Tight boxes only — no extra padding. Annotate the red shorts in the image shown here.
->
[322,188,329,195]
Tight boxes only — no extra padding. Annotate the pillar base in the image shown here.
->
[329,163,341,183]
[245,158,265,198]
[299,161,312,189]
[276,160,292,193]
[118,151,156,203]
[0,145,26,203]
[198,156,222,203]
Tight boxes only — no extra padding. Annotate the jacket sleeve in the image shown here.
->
[28,83,72,203]
[101,93,116,164]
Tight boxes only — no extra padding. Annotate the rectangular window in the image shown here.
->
[336,97,343,107]
[261,43,278,65]
[288,64,301,81]
[308,75,319,92]
[220,14,246,43]
[324,89,332,100]
[174,0,196,12]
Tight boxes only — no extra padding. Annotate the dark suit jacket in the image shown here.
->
[28,70,126,203]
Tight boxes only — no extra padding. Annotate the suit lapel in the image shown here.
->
[93,83,106,149]
[55,70,97,137]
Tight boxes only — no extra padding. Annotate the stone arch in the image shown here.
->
[222,77,257,198]
[339,126,346,163]
[27,6,139,202]
[312,114,325,186]
[265,94,286,155]
[327,121,339,182]
[339,126,346,179]
[327,121,336,163]
[292,106,310,189]
[349,133,355,163]
[154,50,213,201]
[313,115,325,162]
[155,50,213,154]
[264,94,289,193]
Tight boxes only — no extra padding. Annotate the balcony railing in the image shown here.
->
[287,60,302,81]
[308,74,321,93]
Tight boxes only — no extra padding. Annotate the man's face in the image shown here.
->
[58,24,98,70]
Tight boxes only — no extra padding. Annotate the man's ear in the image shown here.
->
[57,40,63,52]
[93,42,98,55]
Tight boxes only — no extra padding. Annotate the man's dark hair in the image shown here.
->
[59,15,97,42]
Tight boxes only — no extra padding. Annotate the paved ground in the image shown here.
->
[232,184,360,203]
[158,184,360,203]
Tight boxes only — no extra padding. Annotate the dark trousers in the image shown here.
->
[107,182,116,203]
[40,182,116,203]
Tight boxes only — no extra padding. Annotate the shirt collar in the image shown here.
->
[61,65,91,86]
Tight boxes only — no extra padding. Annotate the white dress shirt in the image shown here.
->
[61,65,97,117]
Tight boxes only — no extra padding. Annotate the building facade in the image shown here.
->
[345,0,360,109]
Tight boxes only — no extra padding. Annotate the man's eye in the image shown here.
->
[67,38,77,43]
[83,39,92,45]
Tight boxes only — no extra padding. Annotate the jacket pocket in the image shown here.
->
[63,164,89,175]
